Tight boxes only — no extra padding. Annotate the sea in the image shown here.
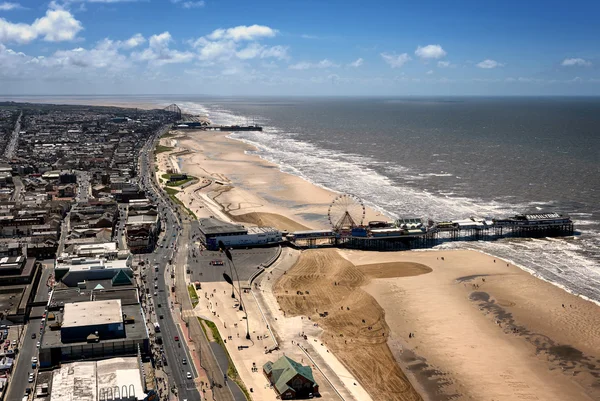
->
[161,96,600,305]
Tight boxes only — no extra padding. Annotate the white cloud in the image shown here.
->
[561,58,591,67]
[415,44,446,60]
[437,60,456,68]
[175,0,205,8]
[426,70,433,75]
[348,58,363,68]
[259,45,288,60]
[380,52,411,68]
[300,34,318,39]
[192,24,284,63]
[207,25,277,42]
[289,59,339,70]
[476,59,504,69]
[0,2,22,11]
[80,0,145,3]
[121,33,145,49]
[0,7,82,44]
[132,31,194,66]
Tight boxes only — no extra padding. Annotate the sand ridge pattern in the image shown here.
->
[232,212,309,232]
[274,249,427,401]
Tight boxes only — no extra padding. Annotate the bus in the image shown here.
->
[154,323,160,333]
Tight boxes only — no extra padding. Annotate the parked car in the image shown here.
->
[31,333,36,339]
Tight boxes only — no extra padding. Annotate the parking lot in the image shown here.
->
[188,246,280,283]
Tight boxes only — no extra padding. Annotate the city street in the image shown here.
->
[139,130,202,401]
[5,318,41,401]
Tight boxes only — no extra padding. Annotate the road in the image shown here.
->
[5,318,41,401]
[139,127,202,401]
[11,176,23,202]
[4,111,21,159]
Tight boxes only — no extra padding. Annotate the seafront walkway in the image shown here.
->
[173,221,235,401]
[253,247,367,401]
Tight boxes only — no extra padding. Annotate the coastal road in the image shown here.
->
[11,176,23,202]
[175,221,237,401]
[140,128,201,401]
[6,318,41,401]
[4,111,21,159]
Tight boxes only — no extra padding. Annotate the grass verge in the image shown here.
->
[163,187,197,219]
[155,144,174,154]
[187,284,199,308]
[198,318,251,400]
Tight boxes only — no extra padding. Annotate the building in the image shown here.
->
[125,214,160,253]
[50,357,147,401]
[61,300,125,343]
[263,356,319,399]
[198,217,282,250]
[40,289,149,367]
[54,254,133,287]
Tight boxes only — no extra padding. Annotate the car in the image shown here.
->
[31,357,37,363]
[186,372,192,379]
[154,292,157,297]
[31,333,36,339]
[174,336,179,341]
[11,340,16,346]
[182,358,187,365]
[28,374,34,383]
[36,341,40,348]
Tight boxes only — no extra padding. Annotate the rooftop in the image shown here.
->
[62,299,123,328]
[198,217,247,236]
[42,303,147,349]
[56,257,129,272]
[50,357,146,401]
[126,214,158,225]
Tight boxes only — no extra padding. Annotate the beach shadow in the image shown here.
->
[469,291,600,381]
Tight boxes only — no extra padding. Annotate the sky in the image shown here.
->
[0,0,599,96]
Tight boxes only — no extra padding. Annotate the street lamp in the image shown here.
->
[223,271,250,340]
[218,241,240,304]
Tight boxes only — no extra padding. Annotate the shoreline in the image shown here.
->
[167,128,600,401]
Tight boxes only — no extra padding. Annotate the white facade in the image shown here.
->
[214,227,282,248]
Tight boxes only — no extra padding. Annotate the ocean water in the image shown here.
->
[163,97,600,304]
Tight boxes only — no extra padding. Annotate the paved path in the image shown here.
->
[253,247,360,401]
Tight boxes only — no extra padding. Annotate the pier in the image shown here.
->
[288,212,575,250]
[174,122,263,131]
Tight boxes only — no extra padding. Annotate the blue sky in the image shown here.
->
[0,0,599,95]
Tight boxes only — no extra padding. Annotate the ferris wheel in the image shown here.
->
[328,194,365,231]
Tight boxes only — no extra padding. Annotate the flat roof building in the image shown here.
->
[40,289,149,368]
[50,357,147,401]
[62,299,123,329]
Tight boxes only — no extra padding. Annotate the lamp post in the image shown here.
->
[223,272,250,340]
[218,241,242,307]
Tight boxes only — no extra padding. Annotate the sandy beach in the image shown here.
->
[171,130,388,231]
[165,128,600,401]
